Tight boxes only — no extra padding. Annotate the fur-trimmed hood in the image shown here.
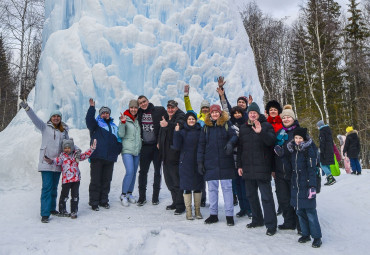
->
[287,137,313,153]
[204,111,229,127]
[346,129,358,136]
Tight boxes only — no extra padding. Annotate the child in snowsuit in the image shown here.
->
[45,138,96,219]
[287,127,322,248]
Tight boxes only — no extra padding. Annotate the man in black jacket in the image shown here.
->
[237,102,277,236]
[137,96,168,206]
[158,100,186,214]
[317,120,336,185]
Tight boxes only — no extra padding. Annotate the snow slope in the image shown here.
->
[0,124,369,255]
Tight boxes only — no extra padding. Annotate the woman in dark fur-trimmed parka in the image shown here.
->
[197,104,237,226]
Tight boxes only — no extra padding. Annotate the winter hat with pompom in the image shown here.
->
[62,138,75,152]
[280,105,296,120]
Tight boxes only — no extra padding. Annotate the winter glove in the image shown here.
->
[197,163,205,176]
[19,101,30,111]
[274,145,284,157]
[43,156,53,165]
[224,143,233,155]
[308,187,316,199]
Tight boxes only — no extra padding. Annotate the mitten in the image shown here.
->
[274,145,284,157]
[197,163,205,175]
[74,149,82,163]
[19,101,30,111]
[224,143,233,155]
[308,187,316,199]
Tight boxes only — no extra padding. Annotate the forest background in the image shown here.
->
[0,0,369,167]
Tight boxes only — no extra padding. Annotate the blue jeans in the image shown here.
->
[122,154,140,194]
[208,179,234,217]
[349,158,362,173]
[296,208,322,239]
[41,171,61,217]
[320,164,331,176]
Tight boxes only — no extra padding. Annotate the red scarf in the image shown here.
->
[124,109,136,122]
[267,115,283,133]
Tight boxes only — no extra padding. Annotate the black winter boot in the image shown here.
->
[312,238,322,248]
[226,216,234,226]
[324,175,336,186]
[298,236,311,243]
[41,216,49,223]
[204,215,219,224]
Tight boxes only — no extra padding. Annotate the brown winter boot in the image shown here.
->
[194,192,203,219]
[183,193,194,220]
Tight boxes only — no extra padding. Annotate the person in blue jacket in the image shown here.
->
[197,104,238,226]
[172,111,204,220]
[287,127,322,248]
[86,98,122,211]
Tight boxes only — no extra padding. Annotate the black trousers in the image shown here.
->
[138,144,162,201]
[89,158,114,206]
[245,179,277,229]
[275,176,300,229]
[163,162,185,210]
[59,181,80,213]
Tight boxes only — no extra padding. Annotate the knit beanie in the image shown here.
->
[265,100,282,114]
[62,138,75,151]
[346,126,353,133]
[237,96,248,105]
[247,102,260,114]
[293,127,308,141]
[209,104,222,114]
[316,120,325,128]
[280,105,296,120]
[200,100,210,109]
[49,110,62,119]
[129,99,139,108]
[185,110,197,121]
[99,106,111,116]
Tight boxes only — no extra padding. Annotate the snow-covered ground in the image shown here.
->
[0,120,369,255]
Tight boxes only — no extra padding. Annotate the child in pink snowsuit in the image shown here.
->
[337,135,351,174]
[45,138,96,218]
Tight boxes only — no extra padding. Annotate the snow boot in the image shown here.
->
[312,238,322,248]
[50,210,59,216]
[194,192,203,219]
[137,198,147,206]
[183,193,194,220]
[278,223,296,230]
[236,210,248,218]
[41,216,49,223]
[166,203,176,210]
[324,175,336,186]
[70,212,77,219]
[246,221,264,228]
[204,215,219,224]
[127,193,137,204]
[226,216,234,226]
[266,228,277,236]
[99,202,110,209]
[174,208,185,215]
[91,205,99,211]
[298,236,311,243]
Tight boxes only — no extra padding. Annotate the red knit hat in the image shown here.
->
[210,104,222,114]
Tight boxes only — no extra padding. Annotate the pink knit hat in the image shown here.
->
[210,104,222,114]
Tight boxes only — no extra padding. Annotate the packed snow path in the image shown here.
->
[0,127,369,255]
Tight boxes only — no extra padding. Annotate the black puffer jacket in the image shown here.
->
[158,109,186,164]
[318,125,334,165]
[137,103,167,144]
[343,130,361,158]
[197,111,238,181]
[237,115,276,181]
[274,120,300,180]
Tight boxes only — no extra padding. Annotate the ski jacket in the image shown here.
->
[184,96,206,127]
[86,106,122,162]
[25,107,69,172]
[318,125,335,165]
[118,110,142,156]
[343,130,361,159]
[287,138,318,210]
[54,148,93,184]
[197,111,237,181]
[237,115,276,181]
[274,120,300,180]
[137,103,167,145]
[158,109,186,164]
[172,123,204,191]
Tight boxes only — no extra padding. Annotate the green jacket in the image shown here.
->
[118,111,142,156]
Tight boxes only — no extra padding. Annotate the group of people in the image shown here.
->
[19,77,362,249]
